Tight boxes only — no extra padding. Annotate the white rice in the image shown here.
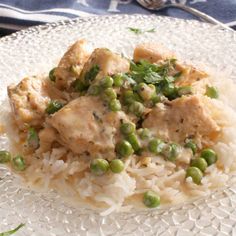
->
[2,67,236,215]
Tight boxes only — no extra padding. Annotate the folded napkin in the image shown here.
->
[0,0,235,36]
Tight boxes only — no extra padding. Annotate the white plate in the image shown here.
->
[0,15,236,236]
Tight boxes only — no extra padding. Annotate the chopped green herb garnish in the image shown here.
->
[173,71,182,79]
[146,28,156,33]
[0,223,25,236]
[46,100,63,115]
[161,58,177,77]
[128,27,142,34]
[128,27,156,35]
[122,73,136,85]
[165,76,176,83]
[49,68,56,82]
[84,65,100,82]
[73,79,88,92]
[129,59,176,85]
[129,60,162,84]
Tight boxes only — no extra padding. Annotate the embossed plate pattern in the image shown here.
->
[0,15,236,236]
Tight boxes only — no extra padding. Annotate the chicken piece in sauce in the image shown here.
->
[143,95,220,145]
[48,96,129,158]
[133,43,176,63]
[79,48,130,84]
[8,76,51,130]
[37,127,57,153]
[54,39,91,89]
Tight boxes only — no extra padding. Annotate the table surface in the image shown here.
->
[0,0,235,36]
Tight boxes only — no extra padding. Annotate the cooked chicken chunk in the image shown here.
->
[133,43,176,63]
[79,48,129,83]
[143,95,220,145]
[48,96,129,157]
[175,63,208,86]
[133,43,208,86]
[8,76,51,129]
[37,127,57,153]
[54,39,91,89]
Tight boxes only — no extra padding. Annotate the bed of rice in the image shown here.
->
[2,68,236,216]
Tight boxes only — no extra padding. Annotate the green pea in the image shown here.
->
[186,166,203,185]
[110,159,124,173]
[12,155,26,171]
[133,92,143,103]
[113,74,124,87]
[200,148,217,166]
[73,79,88,92]
[148,139,164,154]
[88,85,101,96]
[27,127,39,149]
[177,86,192,96]
[151,93,165,105]
[0,150,11,163]
[116,140,134,157]
[100,76,113,88]
[120,122,136,135]
[190,158,208,172]
[45,100,63,114]
[136,83,155,101]
[104,88,117,100]
[132,83,139,92]
[128,101,144,117]
[90,158,109,176]
[126,133,141,152]
[148,84,156,91]
[49,68,56,82]
[143,190,160,208]
[135,82,146,92]
[162,83,176,97]
[161,143,179,162]
[108,99,121,112]
[123,90,135,105]
[205,85,219,99]
[137,128,151,140]
[184,140,197,154]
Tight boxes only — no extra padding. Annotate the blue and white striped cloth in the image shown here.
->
[0,0,235,36]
